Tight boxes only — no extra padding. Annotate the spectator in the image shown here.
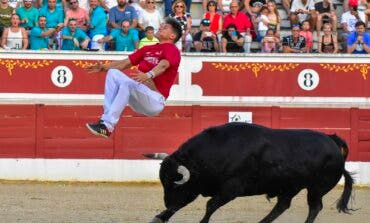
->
[299,20,312,52]
[138,0,163,36]
[193,18,219,52]
[138,25,158,48]
[109,0,138,29]
[347,21,370,54]
[89,0,108,50]
[281,0,291,16]
[37,0,66,9]
[256,5,269,41]
[169,0,192,52]
[315,0,337,35]
[203,0,223,37]
[39,0,64,29]
[282,24,307,53]
[261,29,280,53]
[97,19,139,51]
[340,1,366,52]
[244,0,265,32]
[0,0,14,38]
[61,18,90,50]
[223,0,254,53]
[357,0,368,24]
[8,0,21,9]
[318,22,338,53]
[221,23,244,52]
[164,0,191,17]
[29,15,56,49]
[218,0,232,15]
[100,0,118,11]
[16,0,39,31]
[266,0,280,38]
[1,14,28,49]
[64,0,90,32]
[290,0,317,31]
[130,0,146,19]
[366,0,370,22]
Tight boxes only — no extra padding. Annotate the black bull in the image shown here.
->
[144,122,354,223]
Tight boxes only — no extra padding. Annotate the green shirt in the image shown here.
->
[0,6,14,28]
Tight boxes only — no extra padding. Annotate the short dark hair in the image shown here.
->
[145,26,154,32]
[355,21,366,28]
[165,17,182,43]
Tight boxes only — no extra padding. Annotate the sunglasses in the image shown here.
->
[147,1,154,3]
[175,5,184,8]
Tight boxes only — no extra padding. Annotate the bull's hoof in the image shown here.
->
[149,217,165,223]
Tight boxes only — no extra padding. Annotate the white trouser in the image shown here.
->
[240,33,252,53]
[101,69,165,132]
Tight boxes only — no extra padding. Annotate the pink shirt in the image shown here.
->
[299,30,313,49]
[129,43,181,98]
[65,8,88,30]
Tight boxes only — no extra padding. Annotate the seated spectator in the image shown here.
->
[193,18,219,52]
[261,29,280,53]
[218,0,232,15]
[223,0,254,53]
[347,21,370,54]
[138,25,158,48]
[97,20,139,51]
[61,18,90,50]
[266,0,280,38]
[1,14,28,49]
[138,0,163,38]
[315,0,337,35]
[366,0,370,22]
[109,0,138,29]
[164,0,191,17]
[299,20,313,52]
[89,0,108,50]
[29,16,56,50]
[256,5,269,41]
[16,0,39,31]
[64,0,89,32]
[340,0,367,52]
[38,0,66,9]
[0,0,14,38]
[290,0,317,31]
[221,23,244,52]
[203,0,223,37]
[244,0,265,32]
[130,0,146,19]
[169,0,193,52]
[282,24,307,53]
[318,22,338,53]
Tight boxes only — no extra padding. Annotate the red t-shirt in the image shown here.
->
[128,43,181,98]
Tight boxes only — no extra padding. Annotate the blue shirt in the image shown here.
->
[30,27,50,50]
[108,5,138,25]
[39,7,64,28]
[16,6,39,28]
[110,28,139,51]
[347,31,370,54]
[61,27,89,50]
[90,6,107,37]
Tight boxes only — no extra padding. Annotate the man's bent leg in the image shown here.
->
[128,83,165,117]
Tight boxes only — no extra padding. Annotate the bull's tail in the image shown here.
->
[336,169,355,214]
[328,134,349,160]
[143,153,169,160]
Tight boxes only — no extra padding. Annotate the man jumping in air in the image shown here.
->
[85,18,182,138]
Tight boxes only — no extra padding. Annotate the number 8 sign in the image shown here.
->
[51,66,73,88]
[297,69,319,91]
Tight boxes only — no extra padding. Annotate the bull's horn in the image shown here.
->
[174,165,190,185]
[143,153,169,160]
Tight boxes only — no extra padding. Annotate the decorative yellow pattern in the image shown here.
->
[0,59,53,76]
[320,64,369,80]
[212,62,299,77]
[72,60,138,70]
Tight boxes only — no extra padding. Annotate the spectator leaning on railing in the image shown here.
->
[89,0,107,50]
[1,13,28,49]
[347,21,370,54]
[139,25,159,48]
[64,0,90,32]
[282,24,307,53]
[193,18,219,52]
[29,15,56,49]
[61,18,90,50]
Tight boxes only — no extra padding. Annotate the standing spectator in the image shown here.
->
[29,16,56,49]
[138,0,163,36]
[203,0,223,37]
[37,0,66,9]
[39,0,64,29]
[347,21,370,54]
[266,0,280,38]
[16,0,39,30]
[290,0,317,31]
[1,13,28,49]
[89,0,108,50]
[261,29,280,53]
[0,0,14,38]
[61,18,90,50]
[315,0,337,35]
[221,23,244,52]
[223,0,254,53]
[139,25,158,48]
[299,20,312,52]
[164,0,191,17]
[282,24,307,53]
[340,1,366,52]
[109,0,138,29]
[64,0,90,32]
[169,0,192,52]
[97,19,139,51]
[193,18,219,52]
[318,22,338,53]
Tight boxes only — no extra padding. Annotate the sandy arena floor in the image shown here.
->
[0,181,368,223]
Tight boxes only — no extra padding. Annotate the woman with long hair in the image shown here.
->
[169,0,193,52]
[1,14,28,49]
[318,22,338,53]
[266,0,281,38]
[138,0,164,38]
[203,0,223,36]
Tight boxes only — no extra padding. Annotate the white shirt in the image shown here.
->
[258,14,269,31]
[139,9,163,32]
[341,11,366,33]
